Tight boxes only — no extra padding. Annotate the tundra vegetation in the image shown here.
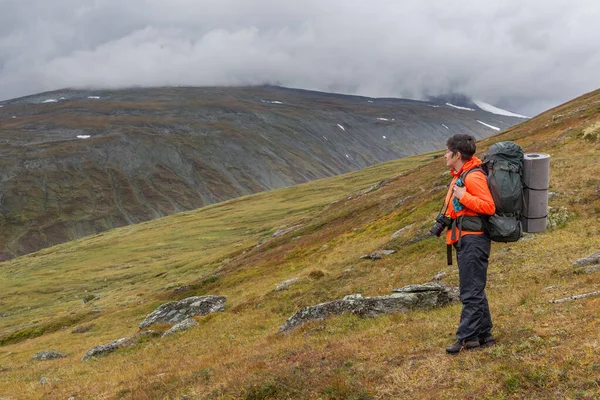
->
[0,89,599,399]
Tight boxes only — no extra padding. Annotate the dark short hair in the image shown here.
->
[446,134,476,161]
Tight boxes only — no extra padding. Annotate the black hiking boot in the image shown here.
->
[446,339,480,355]
[479,335,496,348]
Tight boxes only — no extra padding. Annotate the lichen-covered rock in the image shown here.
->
[81,331,159,361]
[278,283,459,333]
[32,350,66,361]
[572,252,600,267]
[275,277,299,291]
[360,250,396,260]
[139,295,226,329]
[162,318,199,337]
[82,337,134,361]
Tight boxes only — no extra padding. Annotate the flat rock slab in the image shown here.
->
[139,295,226,329]
[82,337,133,361]
[32,350,66,361]
[81,331,159,361]
[278,283,459,333]
[572,252,600,267]
[162,318,199,337]
[360,250,396,260]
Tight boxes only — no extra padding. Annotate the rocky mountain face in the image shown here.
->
[0,86,525,259]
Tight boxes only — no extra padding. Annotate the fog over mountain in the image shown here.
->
[1,0,599,116]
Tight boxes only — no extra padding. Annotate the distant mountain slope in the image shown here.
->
[0,86,525,259]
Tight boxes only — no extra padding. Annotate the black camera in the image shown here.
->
[430,214,452,237]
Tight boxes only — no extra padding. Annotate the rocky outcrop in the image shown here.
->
[139,296,226,329]
[278,282,459,333]
[32,350,66,360]
[162,318,199,337]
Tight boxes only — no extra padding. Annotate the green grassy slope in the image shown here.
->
[0,89,599,399]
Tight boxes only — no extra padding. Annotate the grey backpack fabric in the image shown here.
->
[481,141,524,242]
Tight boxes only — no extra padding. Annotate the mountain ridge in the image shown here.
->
[0,85,525,260]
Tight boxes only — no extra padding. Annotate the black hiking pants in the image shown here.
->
[454,233,492,341]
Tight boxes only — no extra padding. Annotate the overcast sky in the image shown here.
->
[1,0,599,116]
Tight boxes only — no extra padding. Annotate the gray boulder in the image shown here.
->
[81,331,160,361]
[32,350,66,361]
[162,318,199,337]
[278,282,459,333]
[82,337,134,361]
[572,252,600,267]
[139,295,226,329]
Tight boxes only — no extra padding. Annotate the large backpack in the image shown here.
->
[480,141,525,242]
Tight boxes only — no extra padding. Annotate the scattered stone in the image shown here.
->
[432,272,447,281]
[360,250,396,260]
[72,324,95,334]
[162,318,199,337]
[139,295,226,329]
[38,377,59,385]
[392,224,415,239]
[82,337,134,361]
[32,350,66,361]
[275,277,299,291]
[343,294,363,300]
[272,225,302,238]
[278,283,459,333]
[572,252,600,267]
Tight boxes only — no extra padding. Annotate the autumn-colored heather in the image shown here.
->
[0,89,599,399]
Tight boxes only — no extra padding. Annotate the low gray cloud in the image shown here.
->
[1,0,599,115]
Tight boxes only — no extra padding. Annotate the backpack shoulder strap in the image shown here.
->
[459,167,485,181]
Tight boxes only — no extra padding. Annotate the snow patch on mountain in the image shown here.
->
[476,120,501,131]
[473,100,529,119]
[446,103,475,111]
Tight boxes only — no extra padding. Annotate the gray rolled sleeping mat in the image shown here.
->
[522,153,550,232]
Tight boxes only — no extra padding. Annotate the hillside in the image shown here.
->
[0,86,525,260]
[0,88,599,399]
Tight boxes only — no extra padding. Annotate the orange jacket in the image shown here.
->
[444,157,495,244]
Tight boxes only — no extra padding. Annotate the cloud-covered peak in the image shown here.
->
[1,0,599,116]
